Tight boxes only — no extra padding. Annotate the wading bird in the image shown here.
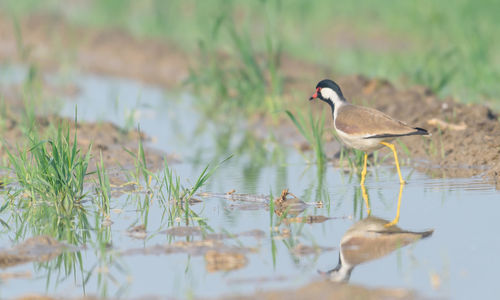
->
[309,79,429,185]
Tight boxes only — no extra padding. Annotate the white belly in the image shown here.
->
[336,129,389,152]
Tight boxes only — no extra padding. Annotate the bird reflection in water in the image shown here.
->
[322,215,433,282]
[361,182,405,227]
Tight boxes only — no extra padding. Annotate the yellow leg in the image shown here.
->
[385,183,404,227]
[360,181,371,216]
[380,142,406,184]
[360,153,368,185]
[359,153,370,215]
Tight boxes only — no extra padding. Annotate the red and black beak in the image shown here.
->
[309,87,320,100]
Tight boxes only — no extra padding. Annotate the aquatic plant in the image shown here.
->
[286,110,326,166]
[160,156,231,229]
[95,151,111,217]
[124,126,153,189]
[345,148,367,172]
[6,122,92,217]
[186,2,284,117]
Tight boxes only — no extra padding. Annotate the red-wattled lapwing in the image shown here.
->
[309,79,429,185]
[320,215,433,282]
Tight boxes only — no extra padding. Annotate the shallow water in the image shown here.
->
[1,67,500,299]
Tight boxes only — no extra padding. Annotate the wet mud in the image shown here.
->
[204,250,248,273]
[120,238,257,258]
[0,236,72,269]
[0,104,168,182]
[331,76,500,184]
[0,14,187,88]
[221,281,417,300]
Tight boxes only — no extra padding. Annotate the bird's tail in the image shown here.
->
[414,127,431,136]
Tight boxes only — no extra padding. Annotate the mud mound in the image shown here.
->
[0,13,188,87]
[0,100,168,182]
[0,236,69,269]
[335,76,500,184]
[220,281,416,300]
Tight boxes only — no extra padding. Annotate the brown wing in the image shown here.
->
[341,231,432,265]
[335,104,422,137]
[340,216,433,266]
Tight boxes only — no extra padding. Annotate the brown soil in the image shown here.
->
[0,236,69,269]
[0,14,188,87]
[15,296,101,300]
[219,281,417,300]
[330,76,500,185]
[120,238,256,257]
[0,99,167,184]
[204,250,248,272]
[16,283,417,300]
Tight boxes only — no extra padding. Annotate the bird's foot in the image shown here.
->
[384,218,399,227]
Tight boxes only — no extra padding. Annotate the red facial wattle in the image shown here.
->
[309,87,320,100]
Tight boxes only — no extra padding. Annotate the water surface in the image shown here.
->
[0,67,499,300]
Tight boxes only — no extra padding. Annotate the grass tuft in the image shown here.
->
[186,4,284,117]
[159,155,232,229]
[286,110,326,166]
[6,122,92,217]
[95,151,111,217]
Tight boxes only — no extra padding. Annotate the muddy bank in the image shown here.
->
[0,236,70,269]
[0,13,188,88]
[0,95,168,183]
[325,76,500,183]
[220,281,417,300]
[14,282,417,300]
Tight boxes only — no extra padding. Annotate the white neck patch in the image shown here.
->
[329,250,353,282]
[321,87,344,107]
[321,87,345,120]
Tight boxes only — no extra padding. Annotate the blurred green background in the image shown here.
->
[3,0,500,108]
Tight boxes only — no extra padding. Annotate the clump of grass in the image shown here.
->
[267,189,281,269]
[160,156,232,206]
[2,120,93,252]
[12,15,29,61]
[186,5,284,118]
[423,127,445,159]
[159,156,231,228]
[286,110,326,165]
[6,123,92,217]
[343,148,366,172]
[122,131,231,229]
[413,48,459,95]
[0,97,8,134]
[95,151,111,217]
[124,126,153,189]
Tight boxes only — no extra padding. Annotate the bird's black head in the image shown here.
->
[309,79,346,116]
[318,254,352,283]
[309,79,345,102]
